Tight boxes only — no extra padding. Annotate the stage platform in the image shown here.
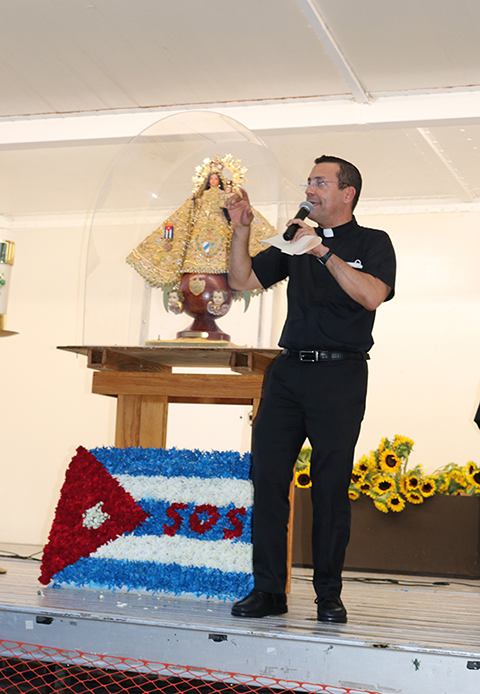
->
[1,544,480,694]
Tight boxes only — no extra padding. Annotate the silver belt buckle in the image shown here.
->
[299,350,317,362]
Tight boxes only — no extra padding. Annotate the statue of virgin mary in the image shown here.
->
[126,155,276,341]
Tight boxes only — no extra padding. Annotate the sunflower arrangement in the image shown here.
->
[430,461,480,496]
[294,436,480,513]
[349,435,421,513]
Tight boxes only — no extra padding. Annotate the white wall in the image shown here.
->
[0,222,116,544]
[1,205,479,546]
[355,210,480,469]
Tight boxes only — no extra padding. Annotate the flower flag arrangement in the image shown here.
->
[40,446,254,600]
[295,435,480,513]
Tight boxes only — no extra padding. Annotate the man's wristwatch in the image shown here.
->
[317,249,333,266]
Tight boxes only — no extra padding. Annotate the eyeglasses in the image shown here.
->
[300,177,337,189]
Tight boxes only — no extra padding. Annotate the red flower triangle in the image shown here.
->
[39,446,148,585]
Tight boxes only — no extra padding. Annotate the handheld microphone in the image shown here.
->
[283,201,314,241]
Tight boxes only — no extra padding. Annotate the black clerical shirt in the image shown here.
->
[251,217,396,352]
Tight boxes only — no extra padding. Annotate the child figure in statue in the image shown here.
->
[207,288,229,317]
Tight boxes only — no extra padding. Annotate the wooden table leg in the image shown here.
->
[115,395,141,447]
[115,394,168,448]
[138,395,168,448]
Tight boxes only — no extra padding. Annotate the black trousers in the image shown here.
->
[251,353,368,599]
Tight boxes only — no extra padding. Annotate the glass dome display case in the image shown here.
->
[82,110,291,348]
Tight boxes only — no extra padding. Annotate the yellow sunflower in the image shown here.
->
[450,470,468,488]
[435,475,450,494]
[420,477,437,497]
[387,493,406,512]
[355,456,371,475]
[351,470,364,485]
[399,475,408,495]
[393,435,414,448]
[373,475,396,495]
[405,490,424,504]
[379,449,402,474]
[295,468,312,488]
[467,468,480,490]
[349,488,360,501]
[373,499,389,513]
[464,461,477,476]
[377,437,390,454]
[405,473,421,491]
[359,480,372,493]
[355,455,370,473]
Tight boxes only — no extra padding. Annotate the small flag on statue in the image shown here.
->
[164,225,174,239]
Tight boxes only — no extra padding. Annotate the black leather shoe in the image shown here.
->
[231,589,287,618]
[316,596,347,623]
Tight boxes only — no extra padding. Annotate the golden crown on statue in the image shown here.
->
[191,154,247,195]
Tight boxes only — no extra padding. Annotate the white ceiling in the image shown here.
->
[2,0,480,218]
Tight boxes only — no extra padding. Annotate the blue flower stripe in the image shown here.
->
[53,557,254,601]
[90,447,252,480]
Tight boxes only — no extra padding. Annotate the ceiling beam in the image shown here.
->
[293,0,370,104]
[1,90,480,147]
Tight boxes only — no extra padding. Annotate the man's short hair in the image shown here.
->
[314,155,362,211]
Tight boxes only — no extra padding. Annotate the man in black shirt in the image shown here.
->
[227,155,396,622]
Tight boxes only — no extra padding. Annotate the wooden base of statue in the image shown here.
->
[176,273,232,341]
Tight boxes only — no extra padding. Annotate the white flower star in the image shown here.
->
[82,502,110,530]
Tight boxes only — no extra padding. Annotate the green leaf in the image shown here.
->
[163,286,173,312]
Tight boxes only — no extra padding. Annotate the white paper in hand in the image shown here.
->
[262,233,322,256]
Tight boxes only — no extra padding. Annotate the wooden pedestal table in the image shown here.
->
[58,345,297,590]
[59,345,281,447]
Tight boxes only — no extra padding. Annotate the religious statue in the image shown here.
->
[126,155,276,341]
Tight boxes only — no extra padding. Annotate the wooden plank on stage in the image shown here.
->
[2,556,480,694]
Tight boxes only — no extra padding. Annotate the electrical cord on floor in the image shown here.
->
[347,576,480,588]
[344,576,451,587]
[0,550,42,562]
[291,570,480,589]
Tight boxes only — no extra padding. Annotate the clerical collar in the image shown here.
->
[317,216,357,238]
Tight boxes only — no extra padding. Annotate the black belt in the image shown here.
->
[282,348,369,362]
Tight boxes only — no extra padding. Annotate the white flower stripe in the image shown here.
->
[91,535,253,574]
[114,474,253,507]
